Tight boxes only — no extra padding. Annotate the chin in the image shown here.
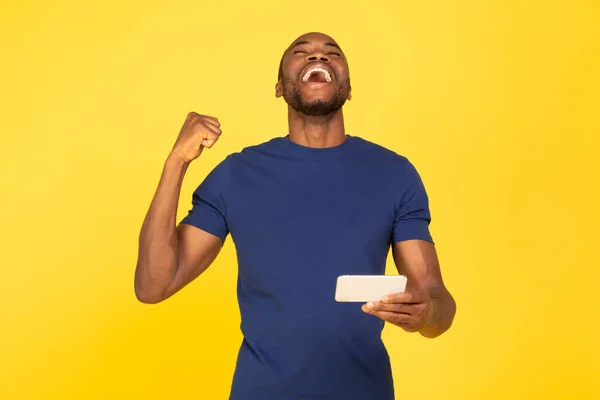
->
[300,93,335,103]
[303,97,334,106]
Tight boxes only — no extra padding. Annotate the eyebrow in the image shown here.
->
[291,40,342,51]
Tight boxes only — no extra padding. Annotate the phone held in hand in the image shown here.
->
[334,275,407,302]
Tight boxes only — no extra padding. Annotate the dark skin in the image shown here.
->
[134,32,456,338]
[275,32,351,148]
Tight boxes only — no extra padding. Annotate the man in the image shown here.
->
[134,32,456,400]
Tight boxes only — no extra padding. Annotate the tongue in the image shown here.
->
[308,72,327,83]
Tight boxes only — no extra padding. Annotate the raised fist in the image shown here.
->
[170,112,222,163]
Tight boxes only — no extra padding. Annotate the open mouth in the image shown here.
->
[301,67,333,84]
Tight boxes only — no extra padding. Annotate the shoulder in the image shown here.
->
[351,136,412,168]
[223,137,286,164]
[351,137,428,191]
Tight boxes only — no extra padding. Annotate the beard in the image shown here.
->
[281,77,351,117]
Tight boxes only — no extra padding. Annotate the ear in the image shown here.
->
[347,89,352,100]
[275,80,283,98]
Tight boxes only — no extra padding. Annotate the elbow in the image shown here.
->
[135,290,164,304]
[134,277,167,304]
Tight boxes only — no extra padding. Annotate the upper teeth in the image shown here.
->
[302,67,332,83]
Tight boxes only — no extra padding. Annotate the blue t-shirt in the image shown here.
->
[181,135,433,400]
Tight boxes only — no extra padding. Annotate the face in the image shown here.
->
[276,32,352,117]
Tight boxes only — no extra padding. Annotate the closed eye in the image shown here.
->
[293,50,307,54]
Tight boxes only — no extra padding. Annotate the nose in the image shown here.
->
[306,52,329,63]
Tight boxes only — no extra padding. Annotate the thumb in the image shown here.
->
[202,139,217,148]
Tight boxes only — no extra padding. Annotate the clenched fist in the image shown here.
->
[170,112,222,163]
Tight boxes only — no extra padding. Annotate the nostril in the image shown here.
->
[308,56,317,61]
[320,56,329,62]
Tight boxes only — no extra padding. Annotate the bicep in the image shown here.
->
[164,223,224,296]
[392,240,447,295]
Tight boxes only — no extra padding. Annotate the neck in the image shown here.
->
[287,107,346,148]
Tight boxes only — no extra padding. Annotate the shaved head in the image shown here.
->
[278,32,345,80]
[275,32,351,116]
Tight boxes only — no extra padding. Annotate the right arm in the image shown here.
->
[134,112,223,304]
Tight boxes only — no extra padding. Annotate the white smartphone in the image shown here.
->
[334,275,407,302]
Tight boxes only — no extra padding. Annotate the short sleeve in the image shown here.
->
[180,157,231,242]
[391,160,434,244]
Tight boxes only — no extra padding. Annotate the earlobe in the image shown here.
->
[275,81,283,98]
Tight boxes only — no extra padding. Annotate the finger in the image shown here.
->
[201,115,220,125]
[203,123,222,136]
[362,307,413,325]
[382,290,424,304]
[203,118,221,129]
[366,301,413,314]
[200,131,220,146]
[201,130,221,141]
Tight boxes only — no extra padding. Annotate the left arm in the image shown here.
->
[362,239,456,338]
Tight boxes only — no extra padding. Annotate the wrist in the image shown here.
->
[166,152,192,169]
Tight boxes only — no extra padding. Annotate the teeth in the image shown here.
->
[302,67,332,83]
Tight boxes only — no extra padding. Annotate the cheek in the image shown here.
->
[285,60,302,78]
[336,66,350,81]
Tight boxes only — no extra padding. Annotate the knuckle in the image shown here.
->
[421,305,429,318]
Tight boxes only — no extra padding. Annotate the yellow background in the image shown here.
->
[1,0,599,398]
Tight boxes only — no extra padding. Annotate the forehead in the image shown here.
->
[286,32,342,51]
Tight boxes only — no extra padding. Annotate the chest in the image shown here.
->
[226,158,398,250]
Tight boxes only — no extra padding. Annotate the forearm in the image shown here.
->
[134,155,189,303]
[419,292,456,338]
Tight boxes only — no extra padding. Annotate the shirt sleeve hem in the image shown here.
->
[180,217,228,243]
[391,219,434,244]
